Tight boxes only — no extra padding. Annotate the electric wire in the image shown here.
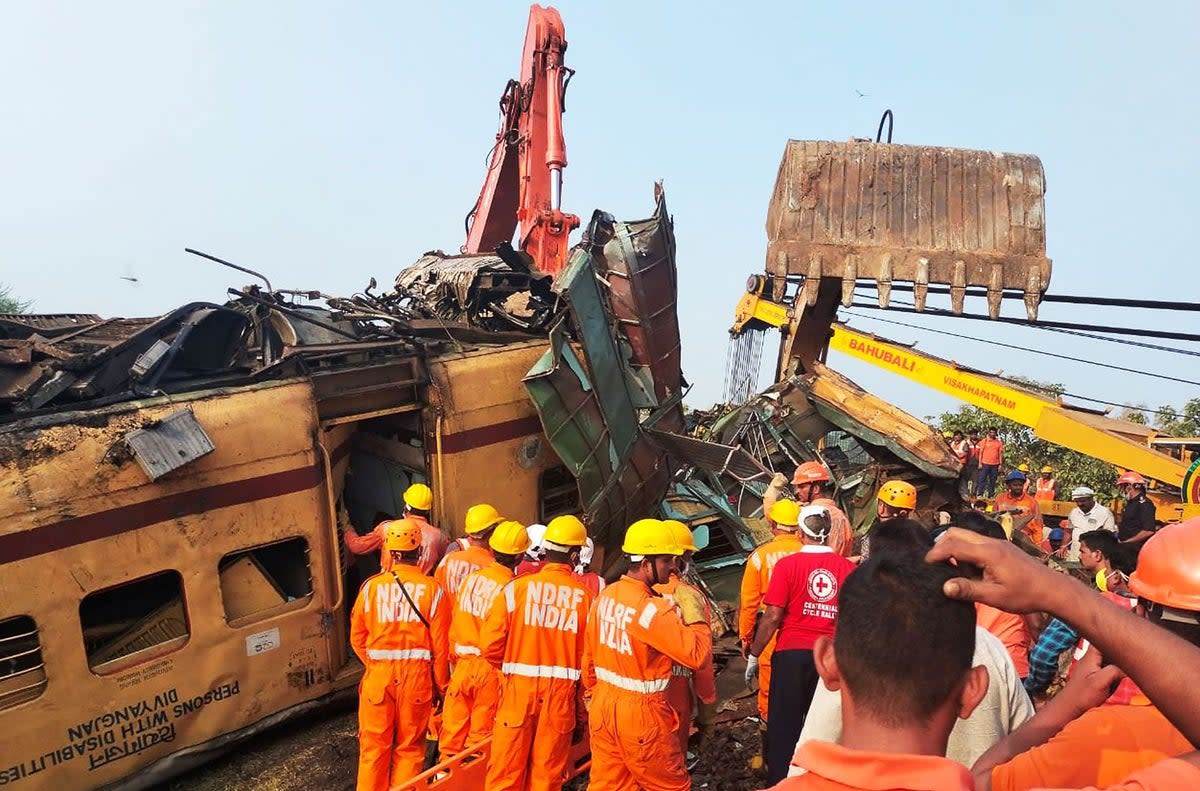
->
[840,310,1200,390]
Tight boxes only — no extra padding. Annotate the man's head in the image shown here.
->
[767,499,800,536]
[876,480,917,520]
[815,553,987,743]
[954,510,1007,542]
[987,428,998,439]
[1117,471,1147,500]
[1129,518,1200,646]
[663,519,698,575]
[622,518,682,586]
[798,504,832,545]
[791,461,833,505]
[1004,470,1026,497]
[1071,486,1097,513]
[384,518,424,567]
[542,515,587,567]
[489,520,532,569]
[968,431,980,442]
[952,431,964,442]
[1079,529,1121,574]
[866,518,933,559]
[464,502,504,547]
[1040,465,1053,480]
[403,483,433,518]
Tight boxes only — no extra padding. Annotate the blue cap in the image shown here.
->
[1006,470,1027,482]
[1049,527,1065,541]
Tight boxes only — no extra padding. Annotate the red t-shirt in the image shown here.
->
[763,546,856,651]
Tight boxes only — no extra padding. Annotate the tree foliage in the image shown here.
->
[0,283,31,314]
[929,378,1120,500]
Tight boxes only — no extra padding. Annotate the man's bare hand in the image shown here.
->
[925,528,1070,614]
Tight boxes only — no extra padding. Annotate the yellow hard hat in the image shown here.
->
[1041,465,1053,474]
[403,483,433,511]
[383,518,422,552]
[1018,464,1030,473]
[877,480,917,511]
[464,503,504,535]
[544,514,587,548]
[767,499,800,528]
[489,520,532,556]
[663,519,697,552]
[622,519,682,557]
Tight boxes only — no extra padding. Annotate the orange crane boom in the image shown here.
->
[464,4,579,275]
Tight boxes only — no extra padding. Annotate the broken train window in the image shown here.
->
[80,571,190,674]
[219,537,314,625]
[539,465,580,523]
[0,615,47,710]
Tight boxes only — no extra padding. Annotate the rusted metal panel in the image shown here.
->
[766,140,1052,318]
[647,428,771,484]
[590,185,686,431]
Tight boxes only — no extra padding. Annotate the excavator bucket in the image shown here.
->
[765,140,1052,321]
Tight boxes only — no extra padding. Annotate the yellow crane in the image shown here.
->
[731,280,1200,519]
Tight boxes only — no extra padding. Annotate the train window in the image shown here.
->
[80,571,189,674]
[0,615,47,710]
[539,465,580,522]
[218,537,314,625]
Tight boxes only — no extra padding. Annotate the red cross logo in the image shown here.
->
[807,569,838,603]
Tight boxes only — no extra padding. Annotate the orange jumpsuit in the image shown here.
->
[654,575,717,754]
[350,565,450,791]
[811,497,855,558]
[582,575,712,791]
[434,543,493,608]
[479,562,594,791]
[344,516,449,575]
[738,533,803,720]
[439,562,514,757]
[993,491,1044,544]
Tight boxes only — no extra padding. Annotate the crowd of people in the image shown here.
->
[342,455,1199,791]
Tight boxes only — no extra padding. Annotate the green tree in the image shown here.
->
[930,378,1119,500]
[0,283,31,314]
[1155,399,1200,437]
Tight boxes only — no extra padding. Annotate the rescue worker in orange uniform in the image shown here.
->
[435,503,504,608]
[654,519,718,760]
[480,515,594,791]
[439,520,530,758]
[993,470,1044,544]
[791,461,854,557]
[343,483,448,575]
[740,499,805,769]
[349,519,450,791]
[582,519,713,791]
[1034,465,1058,502]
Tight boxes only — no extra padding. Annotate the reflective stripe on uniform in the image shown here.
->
[367,648,432,661]
[431,587,443,617]
[455,644,481,657]
[594,667,670,693]
[504,582,516,613]
[501,662,582,681]
[671,665,693,678]
[637,602,657,630]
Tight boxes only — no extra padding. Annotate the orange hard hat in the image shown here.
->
[792,461,831,485]
[1117,471,1147,486]
[383,518,423,552]
[877,480,917,511]
[1129,518,1200,611]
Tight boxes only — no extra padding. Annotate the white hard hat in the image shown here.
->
[1071,486,1095,499]
[525,524,548,560]
[578,537,595,566]
[799,504,831,540]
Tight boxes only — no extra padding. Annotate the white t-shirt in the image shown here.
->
[1065,504,1117,561]
[792,626,1034,770]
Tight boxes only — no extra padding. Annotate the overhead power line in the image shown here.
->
[840,310,1200,390]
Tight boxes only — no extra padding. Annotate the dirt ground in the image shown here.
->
[161,707,766,791]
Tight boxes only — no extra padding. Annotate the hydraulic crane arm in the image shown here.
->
[464,4,580,275]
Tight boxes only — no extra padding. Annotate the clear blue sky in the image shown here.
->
[2,1,1197,421]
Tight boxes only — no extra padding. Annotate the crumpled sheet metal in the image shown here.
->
[588,185,685,431]
[393,252,551,330]
[647,427,771,484]
[766,140,1052,319]
[524,326,669,552]
[799,362,960,479]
